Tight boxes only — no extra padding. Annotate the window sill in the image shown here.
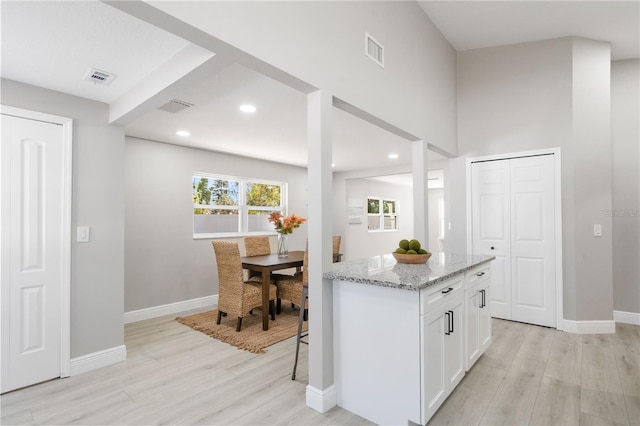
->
[193,231,277,240]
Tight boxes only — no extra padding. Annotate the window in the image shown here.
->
[367,197,398,232]
[193,173,286,237]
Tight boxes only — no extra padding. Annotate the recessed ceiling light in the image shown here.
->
[331,163,336,168]
[239,104,257,113]
[176,130,190,137]
[388,153,399,159]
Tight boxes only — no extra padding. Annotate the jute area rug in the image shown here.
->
[176,307,307,354]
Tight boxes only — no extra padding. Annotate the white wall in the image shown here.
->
[611,59,640,315]
[454,37,616,322]
[344,178,413,261]
[428,188,443,253]
[124,137,308,312]
[121,1,458,156]
[572,38,613,321]
[1,78,125,358]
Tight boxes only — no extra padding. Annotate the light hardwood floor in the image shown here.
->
[1,311,639,425]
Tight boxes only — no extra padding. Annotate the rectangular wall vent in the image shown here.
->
[158,99,195,114]
[365,33,384,68]
[84,68,117,86]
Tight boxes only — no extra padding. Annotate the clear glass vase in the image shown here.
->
[277,233,288,258]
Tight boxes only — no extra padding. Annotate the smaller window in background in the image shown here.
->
[368,197,398,232]
[368,197,381,231]
[383,199,397,230]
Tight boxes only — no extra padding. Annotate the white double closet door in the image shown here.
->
[471,154,557,328]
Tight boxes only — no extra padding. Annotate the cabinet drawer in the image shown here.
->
[466,264,490,289]
[420,275,464,314]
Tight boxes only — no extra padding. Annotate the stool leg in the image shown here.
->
[292,284,308,380]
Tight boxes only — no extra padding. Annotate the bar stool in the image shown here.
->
[292,283,309,380]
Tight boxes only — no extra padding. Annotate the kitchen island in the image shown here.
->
[324,252,494,426]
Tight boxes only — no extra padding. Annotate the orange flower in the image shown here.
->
[269,212,307,234]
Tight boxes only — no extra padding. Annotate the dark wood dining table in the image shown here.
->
[241,250,305,331]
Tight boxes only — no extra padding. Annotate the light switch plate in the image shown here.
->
[77,226,90,243]
[593,224,602,237]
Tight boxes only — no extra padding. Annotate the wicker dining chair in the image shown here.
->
[243,236,271,281]
[333,235,341,256]
[244,236,271,257]
[275,249,308,318]
[212,240,276,332]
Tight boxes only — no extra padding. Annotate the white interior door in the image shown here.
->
[1,112,69,393]
[510,155,556,327]
[471,154,557,328]
[471,160,511,320]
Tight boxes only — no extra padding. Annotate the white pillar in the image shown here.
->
[412,140,429,245]
[306,90,336,412]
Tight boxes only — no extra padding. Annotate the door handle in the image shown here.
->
[449,310,454,333]
[480,289,486,308]
[444,312,451,335]
[490,246,495,250]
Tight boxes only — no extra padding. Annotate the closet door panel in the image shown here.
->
[471,160,511,320]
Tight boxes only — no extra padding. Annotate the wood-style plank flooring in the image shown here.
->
[1,310,639,425]
[429,319,640,426]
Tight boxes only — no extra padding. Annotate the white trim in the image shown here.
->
[124,295,218,324]
[0,105,73,378]
[306,384,337,413]
[563,319,616,334]
[553,149,564,331]
[614,310,640,325]
[466,148,564,330]
[70,345,127,376]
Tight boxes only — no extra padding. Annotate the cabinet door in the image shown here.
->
[478,283,492,352]
[465,288,481,371]
[421,308,447,422]
[444,294,465,390]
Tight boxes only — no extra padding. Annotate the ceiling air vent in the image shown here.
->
[365,33,384,68]
[158,99,195,114]
[84,68,117,86]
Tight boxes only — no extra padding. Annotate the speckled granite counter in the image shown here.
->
[323,252,494,290]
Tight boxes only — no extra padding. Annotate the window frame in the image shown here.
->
[367,196,398,233]
[192,172,287,239]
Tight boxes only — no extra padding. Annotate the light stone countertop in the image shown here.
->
[323,252,495,290]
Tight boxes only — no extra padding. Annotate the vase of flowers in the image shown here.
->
[268,212,307,257]
[277,233,288,258]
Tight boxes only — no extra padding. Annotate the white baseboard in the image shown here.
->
[563,319,616,334]
[124,295,218,324]
[306,384,337,413]
[614,310,640,325]
[70,345,127,376]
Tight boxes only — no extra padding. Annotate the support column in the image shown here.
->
[412,140,429,245]
[306,90,336,412]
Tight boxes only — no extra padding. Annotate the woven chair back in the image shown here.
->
[302,248,309,284]
[212,240,244,314]
[244,236,271,257]
[332,235,341,255]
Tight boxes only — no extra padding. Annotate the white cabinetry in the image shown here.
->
[421,285,465,422]
[332,261,492,426]
[465,264,492,371]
